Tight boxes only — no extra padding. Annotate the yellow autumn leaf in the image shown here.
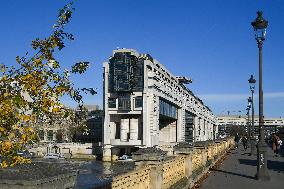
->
[24,127,33,133]
[21,134,27,142]
[31,85,36,91]
[52,107,60,113]
[1,161,8,168]
[22,115,30,122]
[2,141,12,152]
[0,126,5,132]
[3,92,9,97]
[8,132,15,139]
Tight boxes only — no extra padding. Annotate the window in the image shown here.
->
[38,130,44,140]
[159,99,177,119]
[135,96,143,108]
[115,122,120,139]
[108,52,144,92]
[47,130,53,141]
[118,93,131,110]
[108,98,116,108]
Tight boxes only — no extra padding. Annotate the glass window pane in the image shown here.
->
[135,96,143,108]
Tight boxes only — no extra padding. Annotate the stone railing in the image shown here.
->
[111,166,152,189]
[97,137,234,189]
[162,156,186,189]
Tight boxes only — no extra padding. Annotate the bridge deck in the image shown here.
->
[200,144,284,189]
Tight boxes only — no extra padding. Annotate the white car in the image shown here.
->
[43,153,65,160]
[118,155,133,161]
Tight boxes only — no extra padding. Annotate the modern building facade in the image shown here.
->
[103,49,217,161]
[217,115,284,137]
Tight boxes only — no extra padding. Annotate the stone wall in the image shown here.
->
[111,166,152,189]
[29,143,98,159]
[162,156,186,189]
[97,137,234,189]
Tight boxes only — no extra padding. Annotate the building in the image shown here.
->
[73,108,103,143]
[217,115,284,137]
[217,115,247,137]
[103,48,217,161]
[37,105,102,143]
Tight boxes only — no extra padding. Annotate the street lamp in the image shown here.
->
[251,11,270,181]
[246,104,251,139]
[248,75,256,155]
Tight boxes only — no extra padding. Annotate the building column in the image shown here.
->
[206,121,209,141]
[103,144,112,162]
[130,118,139,140]
[121,119,129,142]
[169,121,177,142]
[176,108,184,142]
[208,122,212,140]
[199,118,204,141]
[44,130,47,141]
[194,117,200,141]
[143,93,150,146]
[53,130,56,141]
[110,122,116,140]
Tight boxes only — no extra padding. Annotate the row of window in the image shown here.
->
[159,99,177,119]
[149,63,212,116]
[38,130,54,141]
[108,96,143,110]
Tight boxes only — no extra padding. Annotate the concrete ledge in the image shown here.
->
[0,162,79,189]
[0,172,78,189]
[71,154,97,159]
[110,139,142,146]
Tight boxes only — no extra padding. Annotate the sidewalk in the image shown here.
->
[199,144,284,189]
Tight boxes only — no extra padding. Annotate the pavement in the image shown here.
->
[199,143,284,189]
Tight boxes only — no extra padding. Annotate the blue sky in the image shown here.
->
[1,0,284,117]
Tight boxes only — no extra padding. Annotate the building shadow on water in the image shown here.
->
[238,159,284,173]
[209,168,256,180]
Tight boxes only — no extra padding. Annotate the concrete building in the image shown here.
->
[103,49,217,161]
[217,115,284,137]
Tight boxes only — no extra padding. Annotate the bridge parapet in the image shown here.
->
[98,137,234,189]
[111,166,152,189]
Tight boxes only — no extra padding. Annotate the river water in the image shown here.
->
[74,161,135,189]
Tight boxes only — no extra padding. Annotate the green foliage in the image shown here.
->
[206,159,213,167]
[191,166,205,180]
[72,62,89,74]
[228,125,246,137]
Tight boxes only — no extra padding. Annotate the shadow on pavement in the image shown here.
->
[238,159,257,166]
[209,168,256,180]
[280,145,284,157]
[238,159,284,173]
[267,160,284,173]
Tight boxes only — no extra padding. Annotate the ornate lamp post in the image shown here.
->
[251,11,270,180]
[248,75,256,155]
[246,104,251,139]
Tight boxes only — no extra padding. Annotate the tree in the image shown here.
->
[0,2,95,168]
[228,124,246,137]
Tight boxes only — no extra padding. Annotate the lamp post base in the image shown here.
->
[256,142,270,181]
[250,138,257,156]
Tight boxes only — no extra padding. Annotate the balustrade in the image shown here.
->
[102,137,235,189]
